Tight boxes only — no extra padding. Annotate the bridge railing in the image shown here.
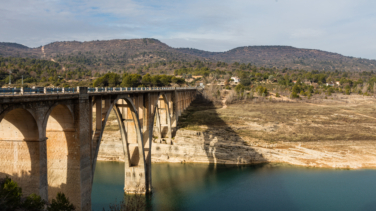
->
[0,87,21,96]
[0,86,196,96]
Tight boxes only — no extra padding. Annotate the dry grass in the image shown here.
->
[179,93,376,144]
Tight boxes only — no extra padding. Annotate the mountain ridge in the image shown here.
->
[0,39,375,72]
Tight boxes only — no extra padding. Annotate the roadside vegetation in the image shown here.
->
[0,177,75,211]
[2,55,376,96]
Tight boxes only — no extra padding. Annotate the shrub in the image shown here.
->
[292,84,302,93]
[291,92,299,99]
[306,92,312,98]
[275,93,280,97]
[23,193,46,211]
[235,84,245,94]
[0,177,22,211]
[1,178,76,211]
[345,89,351,95]
[327,87,335,96]
[48,192,75,211]
[256,86,268,96]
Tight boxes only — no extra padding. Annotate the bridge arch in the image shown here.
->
[44,103,80,206]
[152,93,172,143]
[92,96,146,193]
[0,108,41,196]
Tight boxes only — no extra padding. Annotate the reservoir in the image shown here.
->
[92,162,376,211]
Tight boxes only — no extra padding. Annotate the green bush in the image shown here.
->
[306,92,312,98]
[1,178,75,211]
[0,177,22,211]
[345,89,351,95]
[275,93,280,97]
[48,192,75,211]
[256,86,268,96]
[291,92,299,99]
[235,84,245,94]
[327,87,335,96]
[292,84,301,93]
[23,193,46,211]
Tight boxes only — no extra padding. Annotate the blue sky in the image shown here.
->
[1,0,376,59]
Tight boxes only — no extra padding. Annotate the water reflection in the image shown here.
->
[93,162,376,211]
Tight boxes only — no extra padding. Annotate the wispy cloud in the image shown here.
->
[1,0,376,59]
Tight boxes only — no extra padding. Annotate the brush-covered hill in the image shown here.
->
[0,42,40,58]
[0,39,210,73]
[177,46,376,72]
[1,39,376,72]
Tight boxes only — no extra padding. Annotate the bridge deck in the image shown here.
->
[0,86,196,103]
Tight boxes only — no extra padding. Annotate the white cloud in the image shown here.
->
[0,0,376,59]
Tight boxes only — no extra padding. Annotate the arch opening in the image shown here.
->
[152,94,172,144]
[92,96,146,194]
[0,108,40,196]
[45,104,79,206]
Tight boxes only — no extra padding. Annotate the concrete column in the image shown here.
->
[123,95,147,194]
[76,87,92,211]
[185,92,188,109]
[171,90,178,130]
[178,92,182,116]
[92,97,102,159]
[142,93,152,192]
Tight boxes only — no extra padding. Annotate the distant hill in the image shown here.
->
[0,39,375,72]
[0,42,40,58]
[177,46,376,72]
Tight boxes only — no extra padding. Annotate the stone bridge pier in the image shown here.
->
[0,87,196,211]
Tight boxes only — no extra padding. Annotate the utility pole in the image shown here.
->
[9,70,12,85]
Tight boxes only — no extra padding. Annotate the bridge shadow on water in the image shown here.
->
[96,91,300,211]
[147,90,299,211]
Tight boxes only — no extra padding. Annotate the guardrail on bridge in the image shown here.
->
[0,86,196,96]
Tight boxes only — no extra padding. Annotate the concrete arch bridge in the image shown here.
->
[0,86,196,211]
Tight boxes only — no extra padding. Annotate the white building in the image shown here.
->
[231,77,240,84]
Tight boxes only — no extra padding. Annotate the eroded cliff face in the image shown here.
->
[97,129,267,164]
[98,128,376,169]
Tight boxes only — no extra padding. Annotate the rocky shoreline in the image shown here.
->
[97,128,376,169]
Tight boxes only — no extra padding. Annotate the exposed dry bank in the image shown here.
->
[97,93,376,169]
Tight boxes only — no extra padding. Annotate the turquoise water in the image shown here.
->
[92,162,376,211]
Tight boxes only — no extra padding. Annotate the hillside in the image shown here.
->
[177,46,376,72]
[0,39,210,74]
[1,39,376,72]
[0,42,40,58]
